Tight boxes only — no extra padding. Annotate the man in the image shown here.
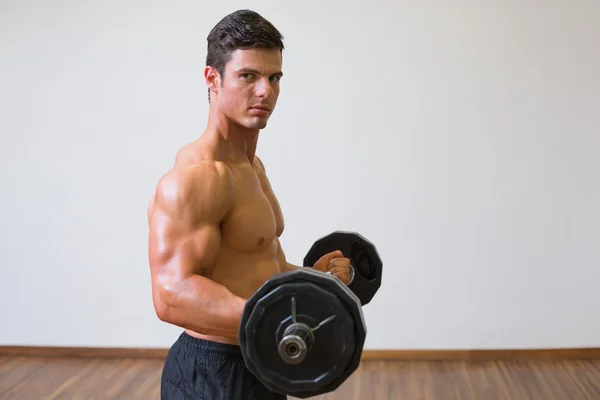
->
[147,9,353,400]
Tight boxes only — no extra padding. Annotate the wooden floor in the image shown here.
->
[1,356,599,399]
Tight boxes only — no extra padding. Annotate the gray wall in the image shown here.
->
[1,0,599,349]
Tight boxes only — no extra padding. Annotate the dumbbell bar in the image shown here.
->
[303,231,383,306]
[238,268,366,398]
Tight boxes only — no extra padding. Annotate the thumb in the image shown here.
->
[330,250,344,259]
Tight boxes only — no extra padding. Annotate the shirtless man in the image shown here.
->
[147,9,353,400]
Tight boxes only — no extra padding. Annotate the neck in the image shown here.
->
[204,103,259,163]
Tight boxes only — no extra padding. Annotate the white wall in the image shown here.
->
[1,0,599,350]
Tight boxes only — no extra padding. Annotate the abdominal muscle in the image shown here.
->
[185,239,285,346]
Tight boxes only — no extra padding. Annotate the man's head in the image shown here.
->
[205,10,284,131]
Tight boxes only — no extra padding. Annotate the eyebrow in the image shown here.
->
[237,68,283,77]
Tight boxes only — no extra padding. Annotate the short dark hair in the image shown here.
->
[206,9,284,99]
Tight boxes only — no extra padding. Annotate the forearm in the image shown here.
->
[276,237,310,272]
[284,262,306,272]
[155,275,246,340]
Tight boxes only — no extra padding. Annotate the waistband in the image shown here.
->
[177,331,243,358]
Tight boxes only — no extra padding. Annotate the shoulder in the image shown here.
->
[154,161,235,219]
[186,160,235,188]
[158,160,234,195]
[253,155,266,172]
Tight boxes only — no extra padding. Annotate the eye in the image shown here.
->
[241,73,254,80]
[270,75,281,83]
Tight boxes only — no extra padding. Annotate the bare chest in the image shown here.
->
[220,164,284,252]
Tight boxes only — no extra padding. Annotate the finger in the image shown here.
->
[327,266,350,275]
[313,261,328,272]
[331,270,350,284]
[329,250,344,259]
[328,259,351,269]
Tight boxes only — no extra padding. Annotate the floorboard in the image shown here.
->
[0,356,598,399]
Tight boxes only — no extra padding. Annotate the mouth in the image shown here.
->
[249,105,272,117]
[250,105,271,111]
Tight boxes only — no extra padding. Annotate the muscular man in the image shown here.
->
[147,9,353,400]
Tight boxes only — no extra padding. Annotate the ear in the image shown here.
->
[204,66,220,95]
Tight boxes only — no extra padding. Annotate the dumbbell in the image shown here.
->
[238,268,366,398]
[303,231,383,306]
[238,232,383,397]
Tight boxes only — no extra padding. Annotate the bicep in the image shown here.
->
[176,224,221,277]
[149,213,221,280]
[149,162,234,280]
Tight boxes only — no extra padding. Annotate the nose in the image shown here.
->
[255,78,274,99]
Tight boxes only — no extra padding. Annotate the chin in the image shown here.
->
[243,118,269,130]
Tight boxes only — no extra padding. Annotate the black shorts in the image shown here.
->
[160,331,287,400]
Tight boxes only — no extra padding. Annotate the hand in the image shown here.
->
[312,250,352,285]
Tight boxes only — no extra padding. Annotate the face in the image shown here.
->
[206,48,283,130]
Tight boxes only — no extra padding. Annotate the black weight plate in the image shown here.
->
[303,231,383,306]
[239,268,366,398]
[247,283,351,395]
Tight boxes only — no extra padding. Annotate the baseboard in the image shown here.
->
[360,348,600,361]
[0,346,168,359]
[2,346,599,361]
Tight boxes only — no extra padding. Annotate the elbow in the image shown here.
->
[153,287,200,334]
[152,285,178,323]
[154,297,172,323]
